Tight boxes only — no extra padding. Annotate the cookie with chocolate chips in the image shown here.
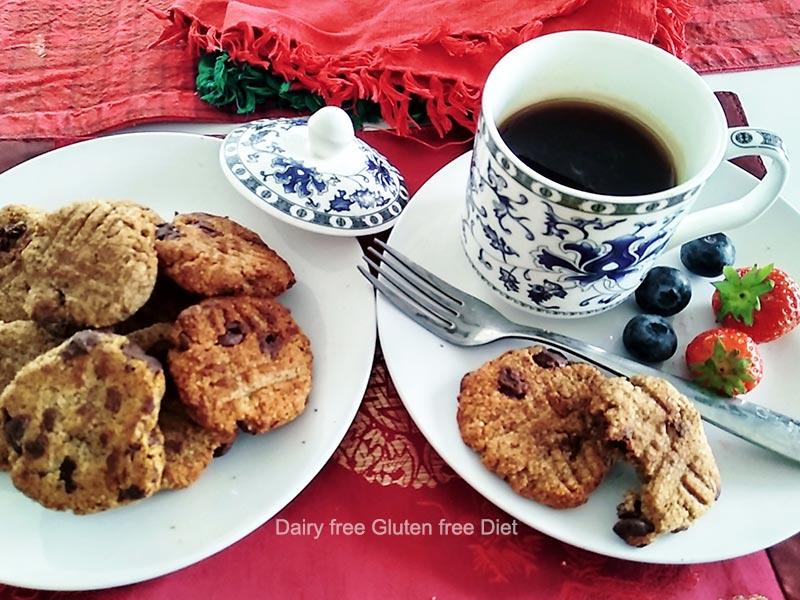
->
[0,321,63,395]
[0,204,46,322]
[153,213,295,298]
[122,319,236,489]
[1,330,166,514]
[124,322,174,358]
[113,274,201,336]
[591,375,721,547]
[457,346,612,509]
[168,296,312,435]
[158,396,236,490]
[0,320,63,471]
[21,200,160,331]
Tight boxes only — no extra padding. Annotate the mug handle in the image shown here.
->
[666,127,790,249]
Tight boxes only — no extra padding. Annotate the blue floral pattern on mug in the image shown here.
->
[536,225,669,285]
[527,279,567,306]
[461,114,699,316]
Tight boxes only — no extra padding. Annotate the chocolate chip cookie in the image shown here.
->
[0,320,63,472]
[159,396,236,490]
[124,322,174,358]
[591,375,721,546]
[0,205,45,322]
[1,331,166,514]
[168,296,312,435]
[114,274,201,336]
[0,320,63,395]
[21,200,160,331]
[120,319,236,488]
[154,213,295,298]
[457,346,612,509]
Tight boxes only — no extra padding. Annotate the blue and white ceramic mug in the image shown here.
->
[462,30,790,318]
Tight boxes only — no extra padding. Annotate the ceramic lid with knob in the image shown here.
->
[219,106,409,236]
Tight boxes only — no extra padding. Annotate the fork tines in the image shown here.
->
[357,240,461,331]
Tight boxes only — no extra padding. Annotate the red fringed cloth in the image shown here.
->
[0,0,799,140]
[152,0,692,136]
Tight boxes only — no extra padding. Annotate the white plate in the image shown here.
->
[378,152,800,564]
[0,133,376,590]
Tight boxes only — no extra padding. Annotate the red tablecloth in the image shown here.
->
[0,0,799,595]
[0,0,799,140]
[151,0,685,136]
[685,0,800,73]
[0,92,796,600]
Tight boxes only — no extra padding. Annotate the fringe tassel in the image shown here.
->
[653,0,693,57]
[152,4,689,136]
[152,7,551,135]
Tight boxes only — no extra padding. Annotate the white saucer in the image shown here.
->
[378,152,800,564]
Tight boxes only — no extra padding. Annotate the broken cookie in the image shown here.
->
[591,375,721,546]
[457,346,613,509]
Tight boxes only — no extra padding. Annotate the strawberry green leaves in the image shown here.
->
[713,264,774,326]
[685,328,764,396]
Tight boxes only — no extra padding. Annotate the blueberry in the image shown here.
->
[680,233,736,277]
[634,266,692,316]
[622,314,678,363]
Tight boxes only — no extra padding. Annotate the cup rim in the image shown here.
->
[481,31,729,204]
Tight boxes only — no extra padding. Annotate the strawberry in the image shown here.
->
[711,264,800,343]
[685,328,764,396]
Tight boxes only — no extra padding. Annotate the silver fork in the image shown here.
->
[358,239,800,465]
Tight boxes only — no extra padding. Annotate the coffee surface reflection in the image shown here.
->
[498,100,676,196]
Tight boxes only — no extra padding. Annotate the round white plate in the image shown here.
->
[379,152,800,564]
[0,133,376,590]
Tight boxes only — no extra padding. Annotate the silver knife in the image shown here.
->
[510,327,800,465]
[364,241,800,465]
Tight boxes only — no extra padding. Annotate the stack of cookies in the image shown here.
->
[457,346,721,547]
[0,200,313,514]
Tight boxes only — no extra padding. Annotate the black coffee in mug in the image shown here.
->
[498,100,676,196]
